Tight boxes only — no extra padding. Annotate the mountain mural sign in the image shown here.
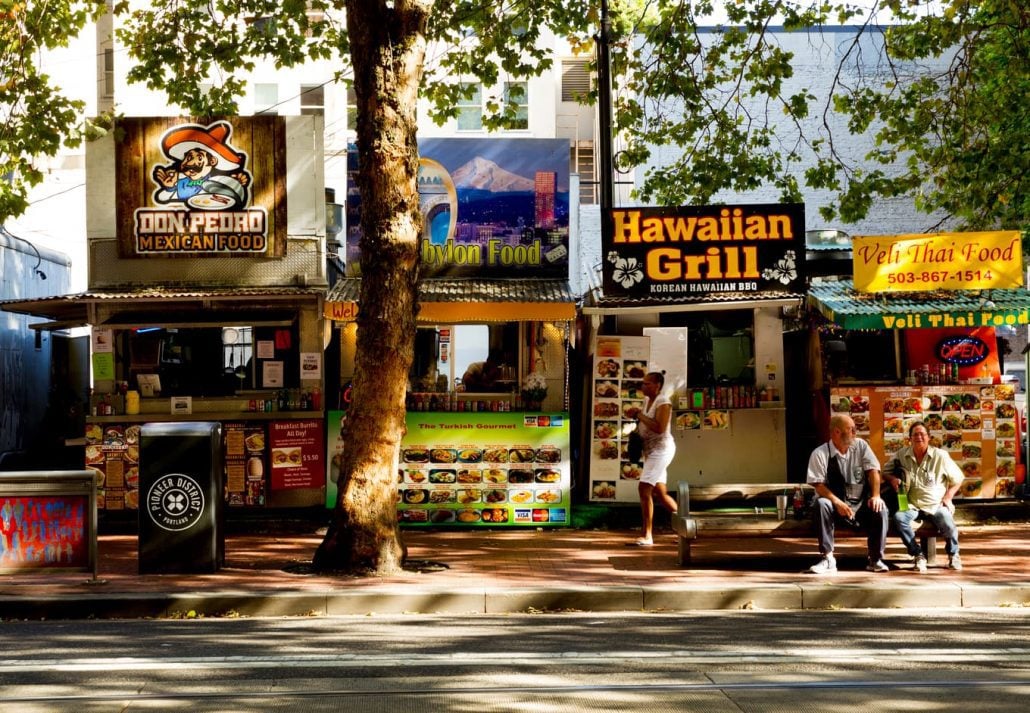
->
[345,139,571,278]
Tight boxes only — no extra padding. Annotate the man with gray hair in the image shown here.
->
[805,413,889,574]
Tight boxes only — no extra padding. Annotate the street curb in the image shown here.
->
[4,582,1030,620]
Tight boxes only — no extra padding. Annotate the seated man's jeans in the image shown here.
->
[894,507,959,557]
[814,496,888,561]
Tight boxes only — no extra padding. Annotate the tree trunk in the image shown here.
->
[313,0,430,575]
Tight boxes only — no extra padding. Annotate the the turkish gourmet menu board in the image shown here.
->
[588,335,651,503]
[397,412,571,526]
[830,385,1021,499]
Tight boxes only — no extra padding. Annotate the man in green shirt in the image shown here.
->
[883,421,964,573]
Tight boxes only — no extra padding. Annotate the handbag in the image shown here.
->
[627,427,644,463]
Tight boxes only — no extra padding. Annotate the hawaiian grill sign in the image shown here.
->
[602,204,806,299]
[116,117,286,257]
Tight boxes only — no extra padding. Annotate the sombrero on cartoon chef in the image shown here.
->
[161,121,244,170]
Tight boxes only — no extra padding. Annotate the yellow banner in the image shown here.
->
[852,231,1023,292]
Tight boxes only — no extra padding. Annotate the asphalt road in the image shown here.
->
[2,609,1029,711]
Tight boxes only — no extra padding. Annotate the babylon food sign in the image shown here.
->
[852,231,1023,292]
[116,117,287,257]
[602,204,806,299]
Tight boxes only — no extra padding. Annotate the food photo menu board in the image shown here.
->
[223,422,268,506]
[326,411,571,526]
[589,336,651,503]
[830,385,1021,499]
[85,423,140,510]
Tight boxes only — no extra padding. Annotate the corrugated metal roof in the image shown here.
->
[0,286,322,323]
[808,279,1030,329]
[326,278,577,304]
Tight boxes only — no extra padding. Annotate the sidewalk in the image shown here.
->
[2,523,1030,618]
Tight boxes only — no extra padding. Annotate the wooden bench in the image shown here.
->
[670,482,944,567]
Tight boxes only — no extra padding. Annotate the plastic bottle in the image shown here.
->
[792,485,805,519]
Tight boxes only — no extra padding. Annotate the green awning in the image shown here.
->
[808,280,1030,330]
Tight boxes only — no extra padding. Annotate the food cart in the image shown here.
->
[324,138,577,526]
[0,116,329,511]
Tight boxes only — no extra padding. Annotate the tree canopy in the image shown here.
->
[0,0,109,221]
[613,0,1028,230]
[2,1,1025,231]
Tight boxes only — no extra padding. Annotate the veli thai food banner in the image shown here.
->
[830,384,1022,499]
[589,335,651,503]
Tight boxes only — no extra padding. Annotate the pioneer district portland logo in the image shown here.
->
[147,473,206,531]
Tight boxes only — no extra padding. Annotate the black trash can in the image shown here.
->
[138,422,224,574]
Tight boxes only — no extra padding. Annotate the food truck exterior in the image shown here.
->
[808,230,1028,501]
[581,204,807,501]
[1,116,329,511]
[324,138,577,526]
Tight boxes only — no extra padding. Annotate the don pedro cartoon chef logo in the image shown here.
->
[147,473,206,531]
[152,121,250,210]
[132,118,269,254]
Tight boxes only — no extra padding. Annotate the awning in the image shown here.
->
[324,278,578,323]
[0,286,322,330]
[581,284,803,316]
[808,279,1030,330]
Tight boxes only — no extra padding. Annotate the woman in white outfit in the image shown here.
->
[630,371,677,546]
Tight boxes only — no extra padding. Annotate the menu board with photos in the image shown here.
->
[830,384,1021,499]
[85,423,140,510]
[589,335,651,502]
[224,422,268,506]
[326,411,571,526]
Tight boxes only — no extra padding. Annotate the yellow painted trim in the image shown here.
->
[324,300,574,323]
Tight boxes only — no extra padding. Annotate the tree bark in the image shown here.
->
[313,0,430,575]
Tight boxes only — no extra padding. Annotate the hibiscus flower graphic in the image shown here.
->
[761,250,797,285]
[608,251,644,289]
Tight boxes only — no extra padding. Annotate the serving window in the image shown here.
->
[123,323,300,396]
[410,323,519,394]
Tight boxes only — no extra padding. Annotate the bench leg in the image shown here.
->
[920,535,937,566]
[677,536,692,567]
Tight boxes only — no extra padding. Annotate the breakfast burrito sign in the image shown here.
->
[115,117,287,257]
[602,204,806,299]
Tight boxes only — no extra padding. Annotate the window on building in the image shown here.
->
[345,82,358,131]
[571,140,596,205]
[561,59,591,102]
[300,84,324,116]
[255,83,279,114]
[456,82,483,131]
[102,48,115,97]
[504,81,529,129]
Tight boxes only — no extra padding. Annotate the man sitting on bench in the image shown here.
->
[806,413,889,574]
[882,420,964,573]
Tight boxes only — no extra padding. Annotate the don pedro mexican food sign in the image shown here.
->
[602,204,805,299]
[116,117,286,257]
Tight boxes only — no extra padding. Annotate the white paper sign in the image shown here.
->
[92,328,114,354]
[263,360,284,388]
[170,396,192,415]
[256,340,275,359]
[300,352,322,380]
